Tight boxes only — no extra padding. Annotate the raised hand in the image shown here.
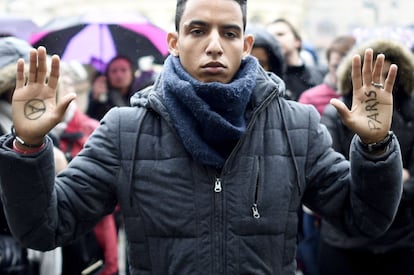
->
[330,48,398,144]
[12,46,76,147]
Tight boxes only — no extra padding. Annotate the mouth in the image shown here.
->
[201,62,226,74]
[202,62,225,69]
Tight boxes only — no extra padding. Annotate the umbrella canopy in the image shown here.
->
[0,15,40,41]
[29,12,169,72]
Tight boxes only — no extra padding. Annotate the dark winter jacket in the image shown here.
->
[0,66,403,274]
[321,38,414,252]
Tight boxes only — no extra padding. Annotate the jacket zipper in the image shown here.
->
[213,176,224,274]
[221,88,279,174]
[214,177,222,193]
[251,157,261,219]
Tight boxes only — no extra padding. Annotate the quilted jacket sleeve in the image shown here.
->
[302,107,403,238]
[0,108,123,251]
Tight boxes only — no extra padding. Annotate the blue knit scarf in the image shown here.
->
[162,55,258,168]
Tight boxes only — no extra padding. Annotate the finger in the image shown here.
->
[36,47,48,84]
[362,48,374,87]
[330,98,350,122]
[54,93,77,121]
[383,64,398,94]
[15,59,26,89]
[372,53,385,84]
[47,55,60,90]
[28,49,38,83]
[351,54,362,91]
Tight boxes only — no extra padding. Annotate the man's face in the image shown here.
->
[168,0,253,83]
[267,22,300,56]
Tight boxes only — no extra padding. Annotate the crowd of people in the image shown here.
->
[0,0,412,274]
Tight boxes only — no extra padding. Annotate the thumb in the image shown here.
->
[329,98,350,121]
[55,92,77,119]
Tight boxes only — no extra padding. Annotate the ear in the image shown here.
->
[167,32,179,57]
[242,34,254,59]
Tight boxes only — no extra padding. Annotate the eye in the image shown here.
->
[190,29,205,36]
[225,31,237,38]
[222,27,241,39]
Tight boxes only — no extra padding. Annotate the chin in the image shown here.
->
[198,76,230,83]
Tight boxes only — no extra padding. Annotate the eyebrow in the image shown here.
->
[184,20,242,32]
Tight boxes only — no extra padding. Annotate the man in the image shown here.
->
[0,1,402,275]
[266,18,325,100]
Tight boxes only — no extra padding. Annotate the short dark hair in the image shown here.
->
[175,0,247,32]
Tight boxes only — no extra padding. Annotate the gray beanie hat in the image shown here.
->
[0,36,33,68]
[0,37,34,96]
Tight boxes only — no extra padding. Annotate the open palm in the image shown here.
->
[12,47,75,146]
[330,48,397,144]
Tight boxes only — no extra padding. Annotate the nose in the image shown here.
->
[205,31,223,56]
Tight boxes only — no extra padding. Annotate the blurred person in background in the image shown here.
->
[0,36,66,275]
[0,36,33,275]
[246,23,285,80]
[87,55,137,121]
[52,61,119,275]
[299,34,356,114]
[62,61,93,114]
[297,34,356,275]
[266,18,325,101]
[87,55,156,121]
[300,43,320,67]
[320,38,414,275]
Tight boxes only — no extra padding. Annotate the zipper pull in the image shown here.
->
[252,203,260,219]
[214,178,222,193]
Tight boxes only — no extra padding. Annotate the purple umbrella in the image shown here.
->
[29,12,169,72]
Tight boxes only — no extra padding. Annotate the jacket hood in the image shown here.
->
[246,24,285,79]
[337,38,414,96]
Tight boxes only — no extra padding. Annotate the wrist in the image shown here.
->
[13,139,45,154]
[358,131,394,153]
[11,125,45,149]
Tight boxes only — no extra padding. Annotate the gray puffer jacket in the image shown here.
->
[0,67,403,275]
